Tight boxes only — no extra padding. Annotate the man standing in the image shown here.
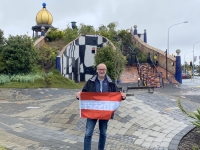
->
[76,63,126,150]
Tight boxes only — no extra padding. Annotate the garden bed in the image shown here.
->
[178,127,200,150]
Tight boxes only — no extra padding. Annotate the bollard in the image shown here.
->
[138,78,140,86]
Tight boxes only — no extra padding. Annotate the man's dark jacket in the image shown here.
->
[81,74,124,119]
[82,74,119,93]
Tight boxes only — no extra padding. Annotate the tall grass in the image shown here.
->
[178,98,200,128]
[0,68,82,89]
[0,74,10,84]
[0,73,45,84]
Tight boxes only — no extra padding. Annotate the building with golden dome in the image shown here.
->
[32,3,54,37]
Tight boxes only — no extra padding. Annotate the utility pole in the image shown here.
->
[166,49,168,79]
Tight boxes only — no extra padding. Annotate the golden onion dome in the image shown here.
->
[36,3,53,25]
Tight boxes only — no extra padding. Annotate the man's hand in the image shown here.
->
[121,92,126,100]
[76,92,81,99]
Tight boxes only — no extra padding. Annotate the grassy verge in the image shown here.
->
[0,146,9,150]
[0,67,85,89]
[76,82,86,89]
[45,68,82,89]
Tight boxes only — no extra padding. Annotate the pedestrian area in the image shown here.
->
[0,77,200,150]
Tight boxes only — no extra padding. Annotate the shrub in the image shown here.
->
[38,46,57,68]
[2,35,38,74]
[46,28,65,42]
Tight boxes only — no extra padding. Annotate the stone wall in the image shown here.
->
[33,29,51,49]
[34,36,46,49]
[132,34,176,76]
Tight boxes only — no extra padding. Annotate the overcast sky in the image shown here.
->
[0,0,200,65]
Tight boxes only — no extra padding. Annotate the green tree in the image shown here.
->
[94,45,126,81]
[2,35,38,74]
[97,23,136,57]
[107,22,118,31]
[98,25,108,32]
[118,29,131,43]
[107,22,118,41]
[98,25,109,38]
[64,26,79,44]
[0,54,6,73]
[79,24,95,34]
[0,29,5,46]
[0,29,6,73]
[116,29,132,56]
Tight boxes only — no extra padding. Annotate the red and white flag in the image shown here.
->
[79,92,122,120]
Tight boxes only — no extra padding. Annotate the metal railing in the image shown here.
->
[147,55,164,87]
[135,55,149,86]
[127,46,164,87]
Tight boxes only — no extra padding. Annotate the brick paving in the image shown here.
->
[0,77,200,150]
[120,66,139,83]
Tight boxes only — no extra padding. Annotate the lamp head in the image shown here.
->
[176,49,181,56]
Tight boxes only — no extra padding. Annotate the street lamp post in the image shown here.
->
[184,51,193,73]
[193,41,200,75]
[167,21,188,54]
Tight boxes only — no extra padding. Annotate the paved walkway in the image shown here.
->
[0,77,200,150]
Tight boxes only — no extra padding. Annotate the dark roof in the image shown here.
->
[32,24,55,32]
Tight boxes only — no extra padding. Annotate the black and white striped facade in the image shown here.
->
[56,35,108,82]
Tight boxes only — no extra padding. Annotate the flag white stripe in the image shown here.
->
[79,97,81,117]
[80,100,120,111]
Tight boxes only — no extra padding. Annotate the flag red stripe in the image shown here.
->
[80,92,121,102]
[81,109,113,120]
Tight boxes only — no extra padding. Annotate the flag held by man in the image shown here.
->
[79,92,122,120]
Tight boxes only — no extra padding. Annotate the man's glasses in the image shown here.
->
[97,69,106,71]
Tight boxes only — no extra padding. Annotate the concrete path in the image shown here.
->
[0,77,200,150]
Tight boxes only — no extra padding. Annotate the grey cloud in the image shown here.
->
[0,0,200,64]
